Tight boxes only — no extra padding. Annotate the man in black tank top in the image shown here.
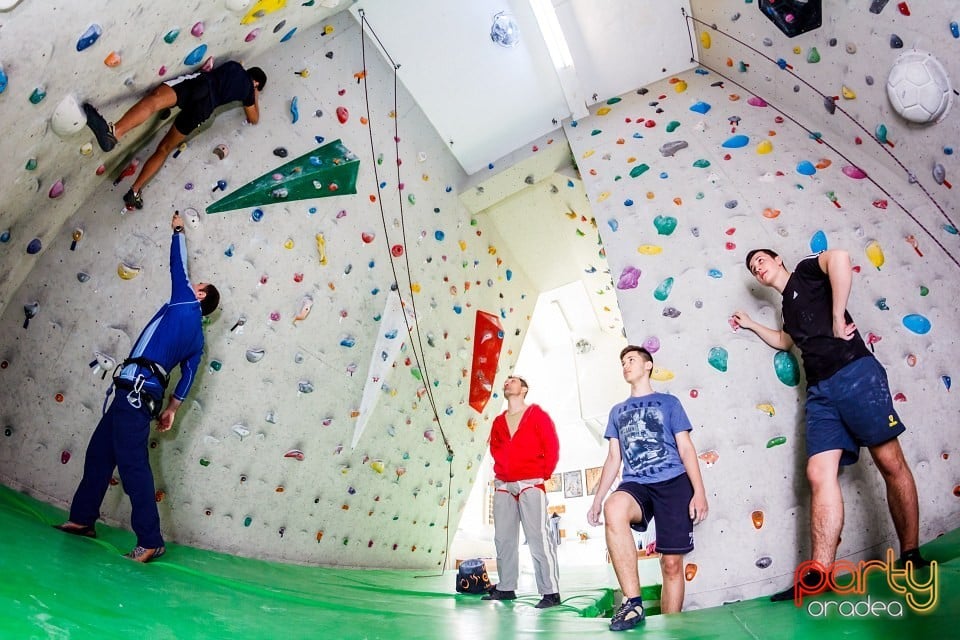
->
[82,62,267,210]
[733,248,928,602]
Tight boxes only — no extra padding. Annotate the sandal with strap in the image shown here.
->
[53,522,97,538]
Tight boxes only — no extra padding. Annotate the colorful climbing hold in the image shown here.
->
[773,351,800,386]
[76,24,103,51]
[707,346,728,372]
[766,436,787,448]
[865,240,885,270]
[653,277,674,301]
[810,230,827,253]
[902,314,931,335]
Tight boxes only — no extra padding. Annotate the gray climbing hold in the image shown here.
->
[659,140,689,157]
[246,348,265,363]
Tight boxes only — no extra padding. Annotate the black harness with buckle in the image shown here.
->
[108,357,170,419]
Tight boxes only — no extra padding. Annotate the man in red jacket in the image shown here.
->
[482,375,562,609]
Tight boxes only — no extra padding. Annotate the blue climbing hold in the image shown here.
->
[76,24,103,52]
[810,230,827,253]
[184,44,207,66]
[690,101,712,114]
[902,314,931,335]
[722,134,750,149]
[290,96,299,123]
[797,160,817,176]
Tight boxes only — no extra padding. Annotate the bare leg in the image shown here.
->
[131,125,187,194]
[868,438,920,553]
[807,449,844,566]
[603,492,643,599]
[659,554,685,613]
[114,84,178,140]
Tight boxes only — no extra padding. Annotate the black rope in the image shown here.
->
[683,13,960,270]
[358,9,456,577]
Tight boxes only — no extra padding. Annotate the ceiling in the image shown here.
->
[350,0,695,175]
[342,1,695,352]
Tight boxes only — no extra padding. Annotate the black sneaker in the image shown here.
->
[123,188,143,210]
[535,593,561,609]
[610,598,645,631]
[898,548,931,570]
[83,103,117,152]
[771,569,828,602]
[481,587,516,601]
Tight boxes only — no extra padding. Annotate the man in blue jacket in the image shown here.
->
[55,211,220,563]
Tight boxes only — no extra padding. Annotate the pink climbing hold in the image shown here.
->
[747,96,768,107]
[191,21,204,37]
[337,106,349,124]
[245,29,260,42]
[201,56,215,73]
[842,165,868,179]
[48,179,65,199]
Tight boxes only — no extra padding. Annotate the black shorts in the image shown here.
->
[616,473,694,555]
[166,75,214,135]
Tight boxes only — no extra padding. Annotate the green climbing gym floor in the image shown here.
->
[1,485,957,639]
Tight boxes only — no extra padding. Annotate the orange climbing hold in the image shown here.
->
[684,563,698,581]
[751,510,764,529]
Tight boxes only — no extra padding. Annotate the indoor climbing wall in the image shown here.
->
[564,0,959,608]
[0,4,540,569]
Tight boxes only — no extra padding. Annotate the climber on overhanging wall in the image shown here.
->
[54,211,220,564]
[83,61,267,210]
[733,248,929,603]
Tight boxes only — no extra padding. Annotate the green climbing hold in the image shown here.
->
[25,158,37,171]
[199,458,210,467]
[766,436,787,448]
[774,350,800,386]
[707,346,728,372]
[653,215,678,235]
[666,121,680,132]
[920,285,929,296]
[411,368,422,381]
[807,47,820,63]
[693,159,711,168]
[653,277,674,301]
[606,97,622,105]
[630,164,650,178]
[244,516,253,527]
[591,129,602,136]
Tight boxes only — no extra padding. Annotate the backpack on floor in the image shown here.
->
[456,558,492,594]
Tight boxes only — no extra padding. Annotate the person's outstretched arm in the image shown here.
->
[731,309,793,351]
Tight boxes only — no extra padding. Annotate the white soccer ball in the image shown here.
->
[886,49,953,124]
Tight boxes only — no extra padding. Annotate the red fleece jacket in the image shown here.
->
[489,404,560,482]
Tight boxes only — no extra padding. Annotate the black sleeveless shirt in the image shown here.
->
[781,255,871,386]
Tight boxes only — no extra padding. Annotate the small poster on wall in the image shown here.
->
[563,470,583,499]
[585,466,603,496]
[544,473,562,493]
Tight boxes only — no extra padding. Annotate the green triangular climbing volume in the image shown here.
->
[205,139,360,214]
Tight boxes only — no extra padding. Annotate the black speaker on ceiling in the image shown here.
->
[758,0,822,38]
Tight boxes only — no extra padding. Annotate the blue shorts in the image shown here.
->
[806,356,906,466]
[615,473,694,555]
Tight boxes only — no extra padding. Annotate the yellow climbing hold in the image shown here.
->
[841,85,856,100]
[651,366,674,382]
[793,46,802,55]
[459,240,467,251]
[596,106,611,116]
[865,240,885,270]
[242,0,287,24]
[315,233,327,265]
[117,261,141,280]
[582,150,595,159]
[700,31,711,49]
[674,80,688,93]
[756,140,773,154]
[411,283,421,293]
[597,191,610,202]
[637,245,663,255]
[756,403,776,417]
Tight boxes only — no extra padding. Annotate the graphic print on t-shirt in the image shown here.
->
[618,403,670,477]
